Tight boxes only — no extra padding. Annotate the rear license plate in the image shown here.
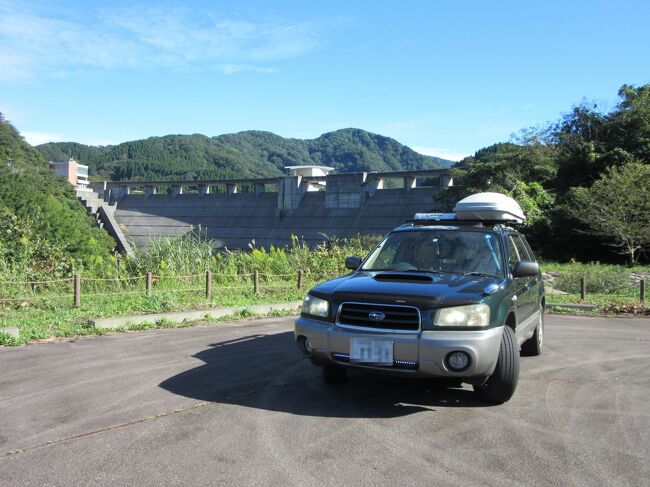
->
[350,338,393,365]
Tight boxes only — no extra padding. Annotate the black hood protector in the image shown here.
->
[311,271,500,308]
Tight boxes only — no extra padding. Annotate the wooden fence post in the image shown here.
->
[641,279,645,303]
[254,270,259,294]
[146,272,152,296]
[73,274,81,308]
[297,270,304,291]
[580,277,586,300]
[206,270,212,299]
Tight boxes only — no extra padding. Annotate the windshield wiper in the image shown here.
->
[366,267,444,274]
[459,271,500,278]
[435,270,500,278]
[367,268,498,278]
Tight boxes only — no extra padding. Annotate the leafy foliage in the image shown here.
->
[451,84,650,263]
[0,114,115,277]
[37,128,446,182]
[567,163,650,265]
[553,263,633,295]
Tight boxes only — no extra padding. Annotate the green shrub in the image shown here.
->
[553,264,633,295]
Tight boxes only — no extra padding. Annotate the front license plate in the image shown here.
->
[350,338,393,365]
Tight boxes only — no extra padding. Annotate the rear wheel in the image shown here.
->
[521,310,544,356]
[322,365,348,385]
[473,326,520,404]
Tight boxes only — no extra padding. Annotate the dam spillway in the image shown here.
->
[90,169,453,251]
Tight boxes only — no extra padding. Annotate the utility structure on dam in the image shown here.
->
[82,168,454,253]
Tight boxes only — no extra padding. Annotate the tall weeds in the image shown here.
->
[0,232,381,283]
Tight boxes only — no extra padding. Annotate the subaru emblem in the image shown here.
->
[369,311,385,321]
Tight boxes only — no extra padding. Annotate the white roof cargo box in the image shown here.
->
[453,192,526,223]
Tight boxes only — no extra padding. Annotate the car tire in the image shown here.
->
[322,365,348,385]
[473,326,520,404]
[521,310,544,356]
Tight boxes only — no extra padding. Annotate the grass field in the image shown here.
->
[0,273,331,345]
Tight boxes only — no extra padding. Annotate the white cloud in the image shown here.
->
[218,64,279,75]
[80,138,118,147]
[20,131,117,146]
[0,3,329,82]
[21,131,65,145]
[412,146,469,162]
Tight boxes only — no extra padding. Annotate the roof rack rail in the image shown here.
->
[407,193,526,226]
[405,218,512,227]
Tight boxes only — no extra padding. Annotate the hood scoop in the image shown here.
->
[373,273,433,283]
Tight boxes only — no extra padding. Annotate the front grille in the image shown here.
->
[337,302,420,332]
[331,352,417,370]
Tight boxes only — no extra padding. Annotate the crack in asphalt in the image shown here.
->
[0,376,309,461]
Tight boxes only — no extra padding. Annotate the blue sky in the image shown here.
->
[1,0,648,161]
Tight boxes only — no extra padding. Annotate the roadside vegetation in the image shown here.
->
[0,235,378,345]
[1,233,648,345]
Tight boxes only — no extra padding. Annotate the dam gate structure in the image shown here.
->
[89,169,454,252]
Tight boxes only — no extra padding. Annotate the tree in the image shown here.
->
[508,180,555,227]
[551,102,607,191]
[568,163,650,266]
[452,139,557,195]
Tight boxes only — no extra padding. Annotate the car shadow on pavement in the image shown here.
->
[160,331,495,418]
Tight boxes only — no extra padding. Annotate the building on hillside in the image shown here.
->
[285,165,334,192]
[49,157,89,190]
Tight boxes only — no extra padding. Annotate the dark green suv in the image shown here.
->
[294,197,544,404]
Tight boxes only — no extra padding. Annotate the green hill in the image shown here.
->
[36,128,444,181]
[426,155,456,168]
[0,114,114,276]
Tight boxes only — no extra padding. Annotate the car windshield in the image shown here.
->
[361,229,504,276]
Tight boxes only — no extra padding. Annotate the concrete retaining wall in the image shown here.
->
[115,187,442,250]
[101,170,452,251]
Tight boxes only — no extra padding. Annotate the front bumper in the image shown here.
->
[295,315,503,379]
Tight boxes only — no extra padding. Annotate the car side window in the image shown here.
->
[507,235,521,268]
[513,235,531,261]
[520,237,537,262]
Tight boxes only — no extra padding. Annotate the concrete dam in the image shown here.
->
[87,169,453,252]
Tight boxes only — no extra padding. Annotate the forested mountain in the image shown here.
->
[37,128,447,182]
[0,114,114,275]
[427,155,456,168]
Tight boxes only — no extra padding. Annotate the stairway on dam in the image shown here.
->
[89,169,453,252]
[76,189,134,256]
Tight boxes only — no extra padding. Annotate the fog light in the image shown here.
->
[446,351,470,371]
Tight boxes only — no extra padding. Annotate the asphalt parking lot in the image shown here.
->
[1,315,649,486]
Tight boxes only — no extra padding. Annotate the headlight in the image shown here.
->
[434,304,490,327]
[302,295,329,318]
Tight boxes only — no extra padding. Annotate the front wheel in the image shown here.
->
[521,310,544,356]
[473,326,520,404]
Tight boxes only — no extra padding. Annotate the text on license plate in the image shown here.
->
[350,338,393,364]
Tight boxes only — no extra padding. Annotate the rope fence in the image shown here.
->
[2,271,647,309]
[0,268,349,308]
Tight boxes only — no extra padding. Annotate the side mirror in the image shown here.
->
[345,256,362,270]
[512,261,539,278]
